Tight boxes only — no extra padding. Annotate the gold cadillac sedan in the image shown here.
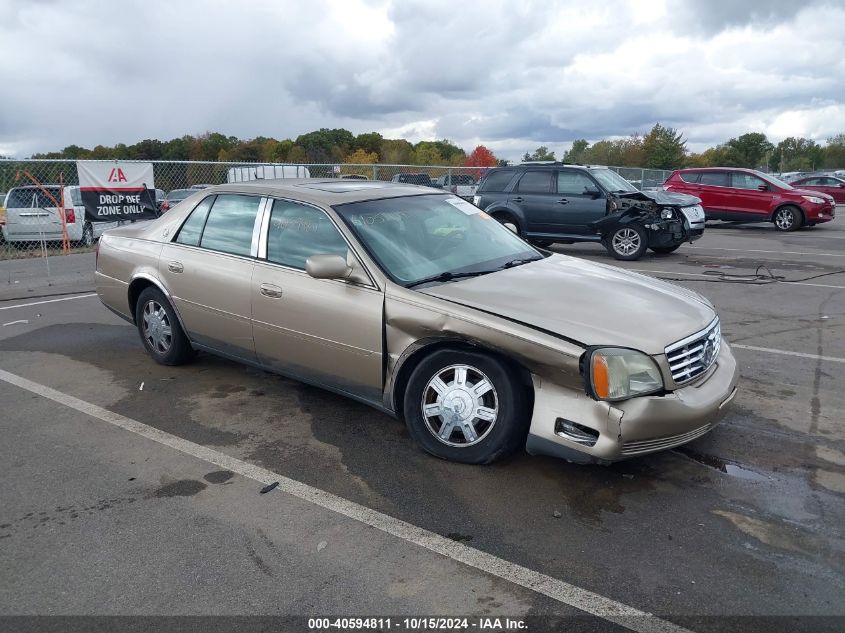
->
[96,180,739,464]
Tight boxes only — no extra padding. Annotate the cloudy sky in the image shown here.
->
[1,0,844,160]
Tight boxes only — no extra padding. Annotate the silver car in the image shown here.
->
[96,180,738,464]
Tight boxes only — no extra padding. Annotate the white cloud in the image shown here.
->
[0,0,843,160]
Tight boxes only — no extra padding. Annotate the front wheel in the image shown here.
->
[649,243,682,255]
[403,350,529,464]
[135,287,195,366]
[773,206,803,232]
[605,224,648,260]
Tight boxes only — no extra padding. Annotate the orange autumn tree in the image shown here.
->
[464,145,498,167]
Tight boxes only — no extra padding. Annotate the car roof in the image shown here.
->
[184,179,442,205]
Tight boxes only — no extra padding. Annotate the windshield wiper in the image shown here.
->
[405,269,496,288]
[500,257,540,269]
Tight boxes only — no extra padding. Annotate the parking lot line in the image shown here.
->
[628,268,845,290]
[689,247,845,257]
[0,293,98,311]
[0,367,690,633]
[731,344,845,364]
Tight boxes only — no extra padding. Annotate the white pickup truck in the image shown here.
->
[435,174,478,200]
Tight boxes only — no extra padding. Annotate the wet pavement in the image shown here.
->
[0,218,843,631]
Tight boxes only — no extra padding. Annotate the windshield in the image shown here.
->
[759,171,794,189]
[589,169,638,193]
[334,195,541,286]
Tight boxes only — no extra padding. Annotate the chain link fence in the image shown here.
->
[0,159,671,270]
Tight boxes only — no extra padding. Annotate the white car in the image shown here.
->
[1,185,118,246]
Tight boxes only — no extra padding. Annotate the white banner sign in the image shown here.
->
[77,161,158,221]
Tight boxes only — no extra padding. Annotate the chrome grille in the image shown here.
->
[621,424,712,456]
[665,318,721,385]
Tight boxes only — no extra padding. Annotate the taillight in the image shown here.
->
[161,202,170,211]
[64,209,76,224]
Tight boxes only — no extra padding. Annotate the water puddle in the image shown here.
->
[674,447,769,481]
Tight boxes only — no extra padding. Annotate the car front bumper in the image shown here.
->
[526,341,739,463]
[804,201,836,223]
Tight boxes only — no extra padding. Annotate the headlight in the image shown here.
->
[585,348,664,401]
[660,208,674,219]
[802,195,825,204]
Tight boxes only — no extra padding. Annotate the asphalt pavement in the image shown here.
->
[0,217,843,633]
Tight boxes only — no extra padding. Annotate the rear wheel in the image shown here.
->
[492,212,521,236]
[135,287,195,366]
[649,243,682,255]
[403,350,529,464]
[605,224,648,260]
[78,221,94,247]
[773,206,803,232]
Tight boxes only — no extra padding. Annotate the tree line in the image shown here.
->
[30,130,501,168]
[24,124,845,172]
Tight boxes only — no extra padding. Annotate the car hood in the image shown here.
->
[790,187,835,202]
[615,190,701,207]
[419,254,716,355]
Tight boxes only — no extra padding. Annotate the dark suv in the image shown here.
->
[473,164,704,260]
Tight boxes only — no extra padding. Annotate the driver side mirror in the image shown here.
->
[757,184,768,192]
[584,187,603,198]
[839,183,845,188]
[306,253,369,285]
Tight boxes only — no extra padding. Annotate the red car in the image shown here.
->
[664,167,836,231]
[789,175,845,204]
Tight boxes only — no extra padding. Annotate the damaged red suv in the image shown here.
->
[664,168,836,231]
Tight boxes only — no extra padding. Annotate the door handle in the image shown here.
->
[556,198,570,204]
[511,196,524,203]
[167,261,183,273]
[260,283,283,299]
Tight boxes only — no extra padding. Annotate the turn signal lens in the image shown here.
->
[591,354,610,399]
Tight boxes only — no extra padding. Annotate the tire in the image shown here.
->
[492,212,521,236]
[773,206,803,232]
[649,243,682,255]
[605,224,648,260]
[135,287,195,366]
[78,221,94,247]
[403,349,529,464]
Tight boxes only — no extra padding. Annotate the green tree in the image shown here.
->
[411,143,443,165]
[563,139,589,163]
[642,123,686,169]
[822,133,845,168]
[353,132,383,157]
[379,139,413,164]
[522,146,556,162]
[723,133,773,169]
[775,137,823,171]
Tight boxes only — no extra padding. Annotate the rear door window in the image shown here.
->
[699,172,729,187]
[198,194,262,257]
[679,172,701,183]
[516,171,553,193]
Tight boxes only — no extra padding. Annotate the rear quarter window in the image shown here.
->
[679,172,700,183]
[478,170,515,192]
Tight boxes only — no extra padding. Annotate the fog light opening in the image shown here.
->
[555,418,599,447]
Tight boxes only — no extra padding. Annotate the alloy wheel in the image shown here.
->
[612,227,641,257]
[775,208,794,230]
